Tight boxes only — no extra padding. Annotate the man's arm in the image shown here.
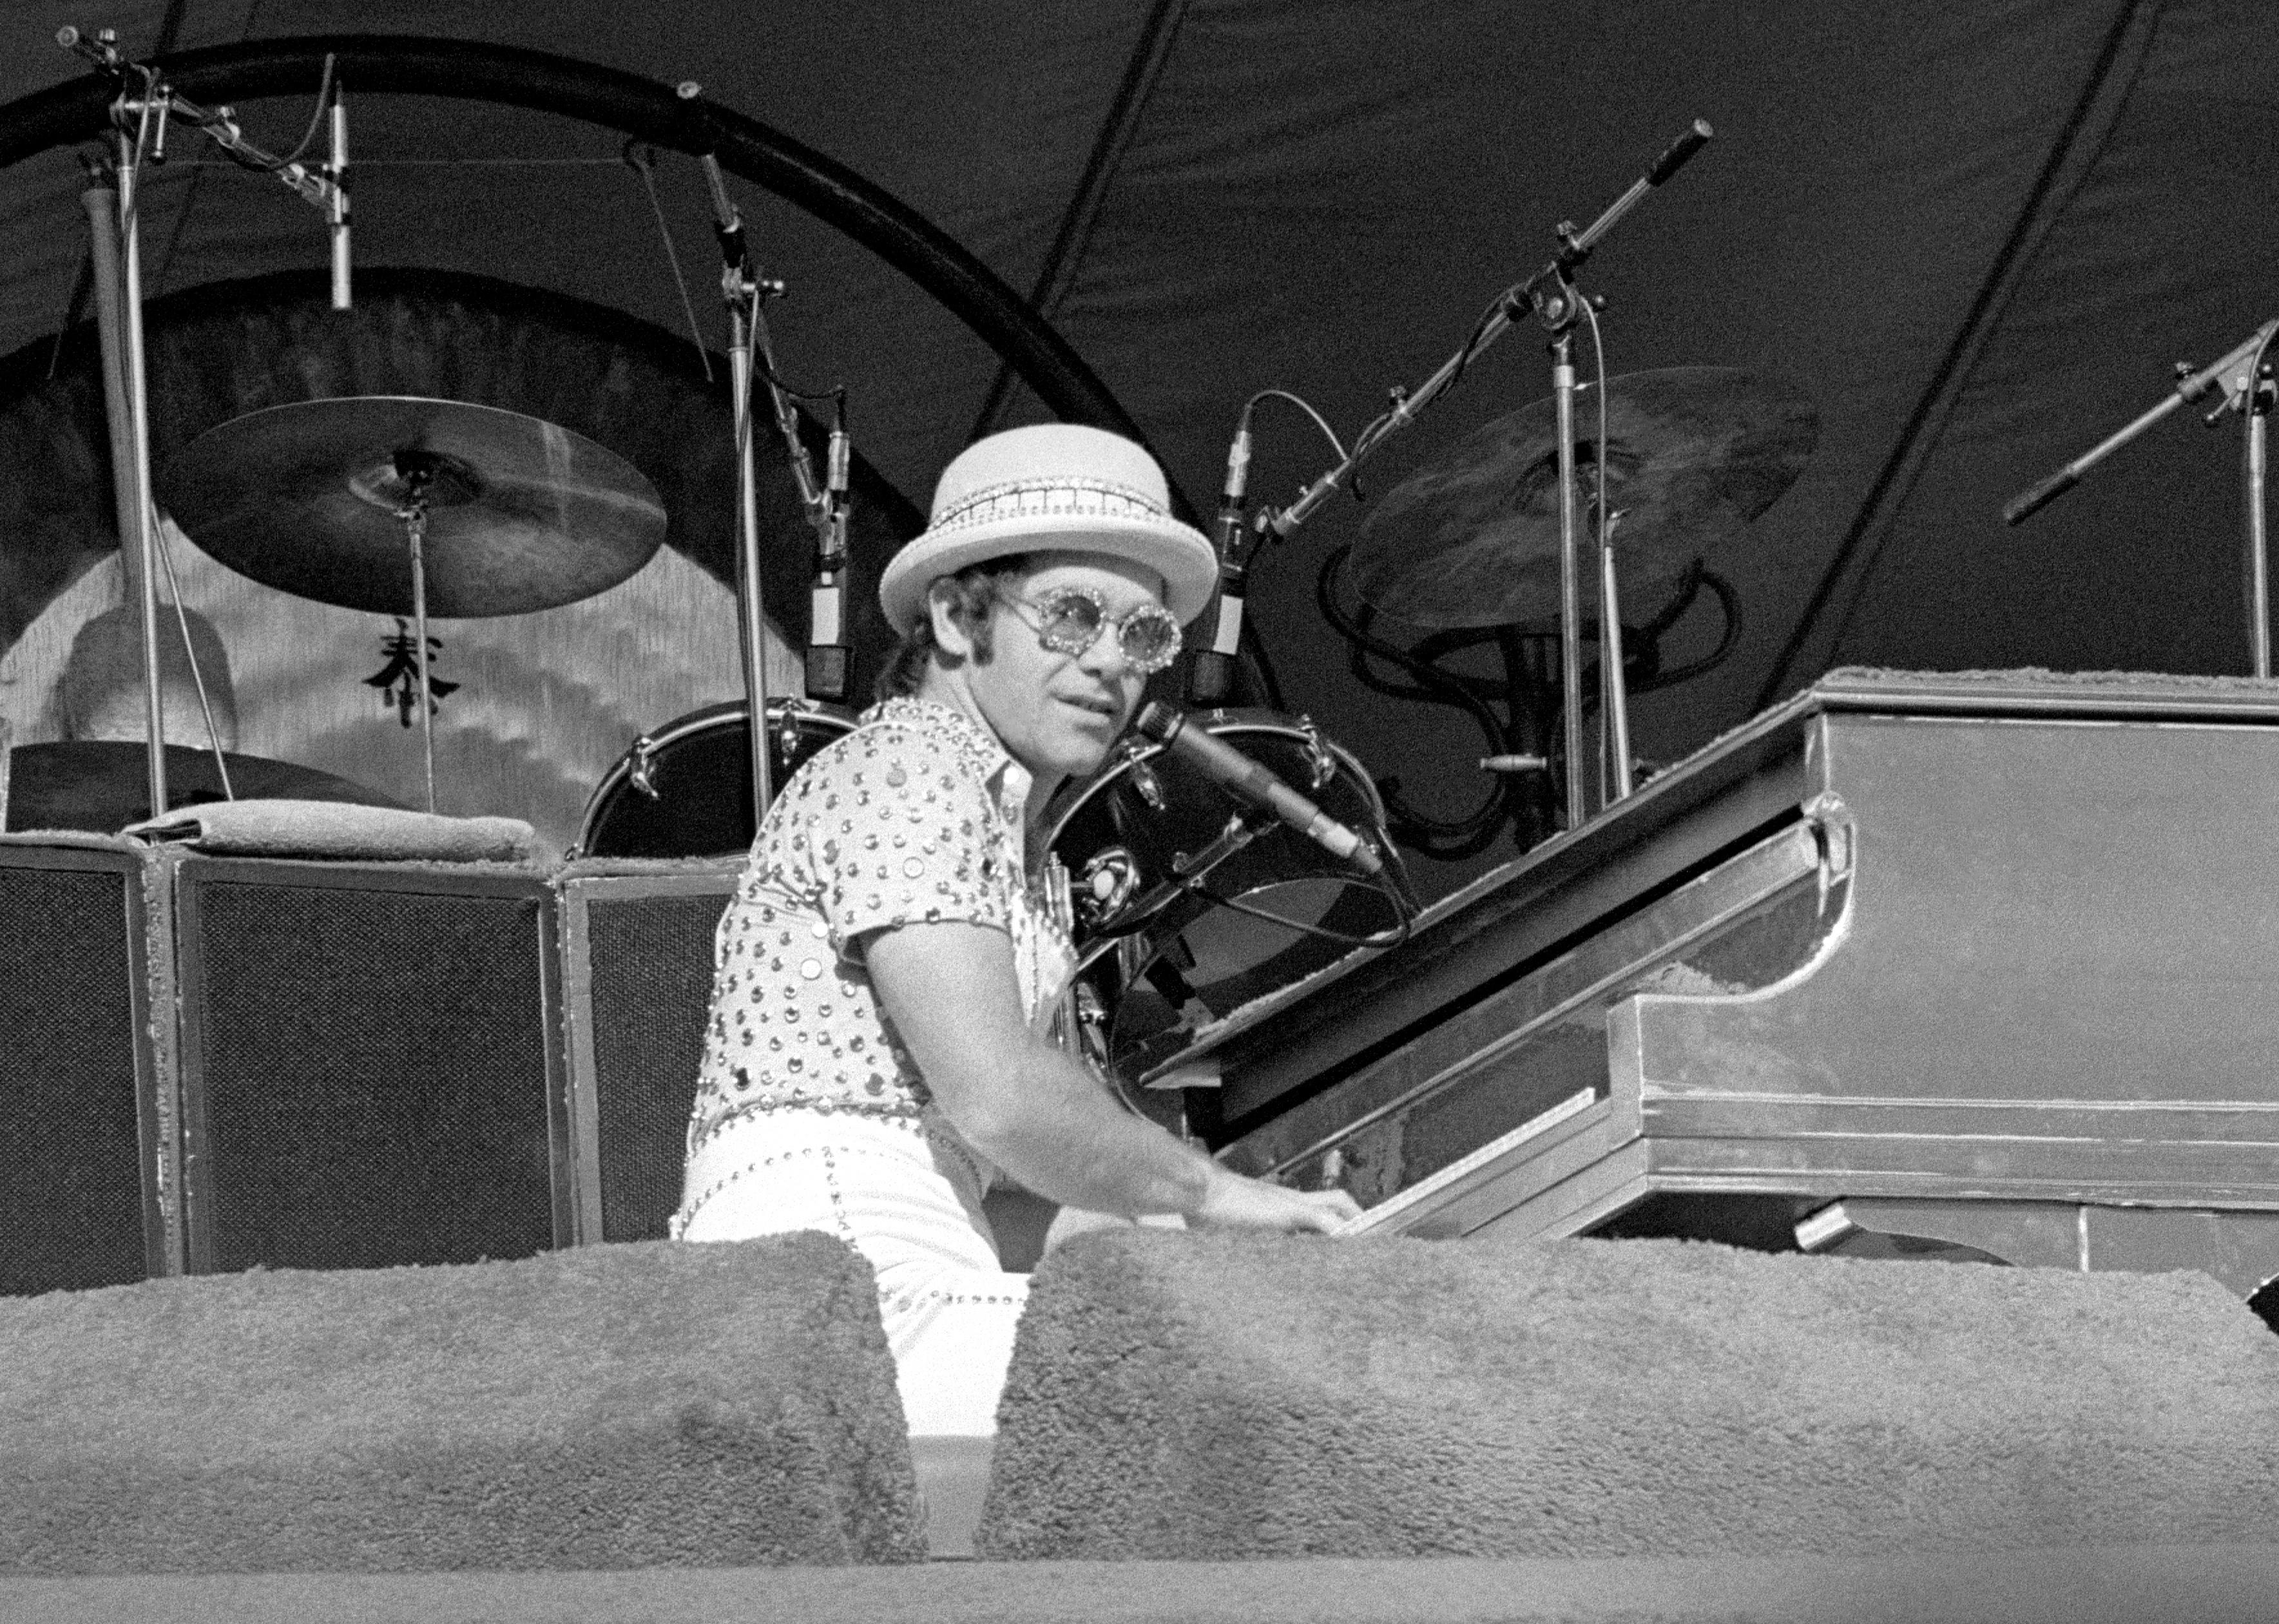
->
[867,921,1357,1231]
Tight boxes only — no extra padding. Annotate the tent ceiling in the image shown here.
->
[1,0,2271,897]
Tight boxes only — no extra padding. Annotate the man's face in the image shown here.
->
[948,550,1169,787]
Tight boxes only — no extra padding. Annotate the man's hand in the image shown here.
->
[1193,1166,1361,1234]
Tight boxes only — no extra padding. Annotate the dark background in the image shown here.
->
[1,0,2271,901]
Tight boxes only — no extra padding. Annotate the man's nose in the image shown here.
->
[1077,624,1130,676]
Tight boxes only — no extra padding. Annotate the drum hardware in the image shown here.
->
[1072,845,1144,928]
[1287,713,1336,792]
[2005,319,2278,676]
[617,701,828,806]
[573,698,855,860]
[393,464,439,810]
[1049,710,1416,1075]
[626,732,663,799]
[1322,551,1741,859]
[1068,808,1274,968]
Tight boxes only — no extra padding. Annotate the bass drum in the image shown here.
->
[1046,708,1406,1078]
[575,698,856,859]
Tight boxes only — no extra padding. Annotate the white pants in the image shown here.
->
[674,1109,1028,1437]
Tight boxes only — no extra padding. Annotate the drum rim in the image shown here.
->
[576,695,856,838]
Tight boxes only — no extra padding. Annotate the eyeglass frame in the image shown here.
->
[991,583,1186,675]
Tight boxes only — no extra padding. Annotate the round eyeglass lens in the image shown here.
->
[1032,593,1106,651]
[1118,609,1181,667]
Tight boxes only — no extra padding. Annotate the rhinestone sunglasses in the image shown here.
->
[995,584,1184,675]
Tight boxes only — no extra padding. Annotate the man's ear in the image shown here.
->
[928,582,976,662]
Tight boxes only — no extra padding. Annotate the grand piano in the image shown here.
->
[1167,668,2279,1299]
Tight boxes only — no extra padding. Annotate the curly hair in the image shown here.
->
[874,553,1033,702]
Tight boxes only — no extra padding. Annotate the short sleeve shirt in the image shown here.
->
[685,695,1076,1152]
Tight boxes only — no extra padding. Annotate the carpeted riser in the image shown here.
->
[0,1235,925,1572]
[977,1232,2279,1560]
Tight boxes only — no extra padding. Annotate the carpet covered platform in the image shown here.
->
[978,1230,2279,1560]
[0,1235,923,1572]
[7,1544,2279,1624]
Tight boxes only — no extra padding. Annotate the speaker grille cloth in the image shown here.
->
[586,892,730,1241]
[0,865,148,1294]
[192,881,555,1272]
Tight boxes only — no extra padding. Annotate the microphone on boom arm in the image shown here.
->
[1136,702,1383,875]
[326,87,351,310]
[806,397,853,701]
[1188,409,1254,705]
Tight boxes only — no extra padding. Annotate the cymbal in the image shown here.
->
[5,741,403,835]
[1349,368,1818,628]
[159,397,668,618]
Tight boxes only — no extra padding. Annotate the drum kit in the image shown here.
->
[94,349,1818,1076]
[58,28,1823,1072]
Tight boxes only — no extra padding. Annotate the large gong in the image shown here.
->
[0,268,923,848]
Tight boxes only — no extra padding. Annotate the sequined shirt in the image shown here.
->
[686,695,1076,1149]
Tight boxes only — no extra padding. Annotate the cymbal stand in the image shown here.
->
[1260,120,1710,832]
[2250,358,2274,676]
[390,477,440,814]
[1599,510,1635,805]
[2005,318,2279,675]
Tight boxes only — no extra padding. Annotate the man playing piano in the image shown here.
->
[674,423,1358,1437]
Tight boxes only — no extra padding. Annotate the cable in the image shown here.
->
[1316,547,1520,859]
[622,142,713,383]
[262,53,334,169]
[146,507,235,801]
[1246,387,1348,466]
[1579,293,1610,566]
[1188,880,1414,951]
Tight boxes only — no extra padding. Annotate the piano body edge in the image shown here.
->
[1214,671,2279,1299]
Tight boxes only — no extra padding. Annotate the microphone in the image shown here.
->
[1647,119,1713,187]
[698,153,749,274]
[325,87,350,311]
[805,399,852,702]
[1136,702,1382,875]
[1189,412,1253,705]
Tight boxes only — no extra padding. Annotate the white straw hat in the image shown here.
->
[878,423,1218,636]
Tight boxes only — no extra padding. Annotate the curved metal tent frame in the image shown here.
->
[0,32,1173,492]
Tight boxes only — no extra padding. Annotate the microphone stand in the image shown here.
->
[700,157,852,823]
[1258,120,1711,834]
[63,33,173,821]
[2005,319,2278,675]
[60,26,347,820]
[700,158,786,821]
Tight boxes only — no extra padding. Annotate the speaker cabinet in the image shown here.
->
[556,861,740,1245]
[171,855,570,1273]
[0,839,175,1293]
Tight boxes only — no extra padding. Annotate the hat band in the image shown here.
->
[929,476,1171,534]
